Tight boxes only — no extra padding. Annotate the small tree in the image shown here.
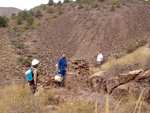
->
[48,0,54,5]
[17,17,23,25]
[57,1,62,6]
[0,16,9,27]
[26,15,34,25]
[29,9,34,16]
[35,9,43,18]
[11,13,17,20]
[64,0,70,3]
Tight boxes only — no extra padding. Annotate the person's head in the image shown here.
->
[62,54,66,59]
[32,59,40,68]
[98,51,101,55]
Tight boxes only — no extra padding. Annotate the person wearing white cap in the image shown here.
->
[28,59,40,93]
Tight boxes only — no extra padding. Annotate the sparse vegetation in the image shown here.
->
[91,3,99,8]
[13,25,18,31]
[43,5,46,10]
[23,23,30,30]
[126,40,148,53]
[11,13,17,20]
[110,5,115,11]
[37,22,41,25]
[48,0,54,6]
[85,6,89,11]
[116,3,121,8]
[17,17,23,25]
[0,16,9,27]
[46,6,54,13]
[59,10,63,15]
[16,43,24,49]
[78,4,84,9]
[35,9,43,18]
[30,24,35,29]
[26,15,34,25]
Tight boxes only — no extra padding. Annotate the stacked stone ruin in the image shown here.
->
[38,59,90,90]
[69,59,90,76]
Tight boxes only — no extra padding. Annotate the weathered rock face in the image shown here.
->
[89,69,150,103]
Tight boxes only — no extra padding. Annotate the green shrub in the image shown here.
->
[122,2,126,5]
[85,7,89,11]
[23,24,30,30]
[21,59,31,67]
[28,54,32,58]
[91,3,99,8]
[11,39,17,45]
[126,43,138,54]
[17,17,23,25]
[16,50,23,55]
[110,5,115,11]
[18,56,24,62]
[59,10,63,15]
[43,5,46,10]
[138,39,148,47]
[0,16,9,27]
[78,4,84,9]
[35,9,43,18]
[52,14,58,18]
[48,0,54,5]
[26,15,34,25]
[57,1,62,6]
[46,6,54,13]
[37,22,41,25]
[30,24,35,29]
[68,8,71,11]
[11,13,17,20]
[16,43,24,49]
[57,5,61,10]
[116,3,120,8]
[15,33,21,37]
[13,25,18,31]
[45,17,49,21]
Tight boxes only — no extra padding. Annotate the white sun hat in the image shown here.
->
[32,59,39,66]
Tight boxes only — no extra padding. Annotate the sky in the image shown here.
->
[0,0,64,10]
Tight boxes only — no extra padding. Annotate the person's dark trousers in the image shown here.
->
[58,70,66,87]
[28,80,37,94]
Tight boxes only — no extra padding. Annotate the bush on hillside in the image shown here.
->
[18,10,29,20]
[35,9,43,18]
[37,22,41,25]
[138,39,148,47]
[43,5,46,10]
[64,0,70,3]
[30,24,35,29]
[57,1,62,6]
[23,24,30,30]
[110,5,115,11]
[17,17,23,25]
[85,6,89,11]
[48,0,54,5]
[26,15,34,25]
[46,6,54,13]
[78,4,84,9]
[91,3,99,8]
[11,13,17,20]
[29,9,35,16]
[16,43,24,49]
[116,3,121,8]
[0,16,9,27]
[52,13,58,18]
[59,10,63,15]
[13,25,18,31]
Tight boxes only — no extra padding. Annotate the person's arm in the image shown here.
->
[33,70,38,84]
[58,59,61,72]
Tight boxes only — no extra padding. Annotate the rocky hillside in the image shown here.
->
[0,7,21,18]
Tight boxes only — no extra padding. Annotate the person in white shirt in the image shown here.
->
[97,51,104,70]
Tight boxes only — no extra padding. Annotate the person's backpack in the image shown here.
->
[25,68,37,81]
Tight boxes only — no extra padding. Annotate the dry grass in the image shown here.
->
[101,46,150,78]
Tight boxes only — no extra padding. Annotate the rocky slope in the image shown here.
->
[0,7,21,18]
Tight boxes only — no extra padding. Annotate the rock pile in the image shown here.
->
[69,59,90,76]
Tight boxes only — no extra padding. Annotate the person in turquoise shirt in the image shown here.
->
[57,54,67,87]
